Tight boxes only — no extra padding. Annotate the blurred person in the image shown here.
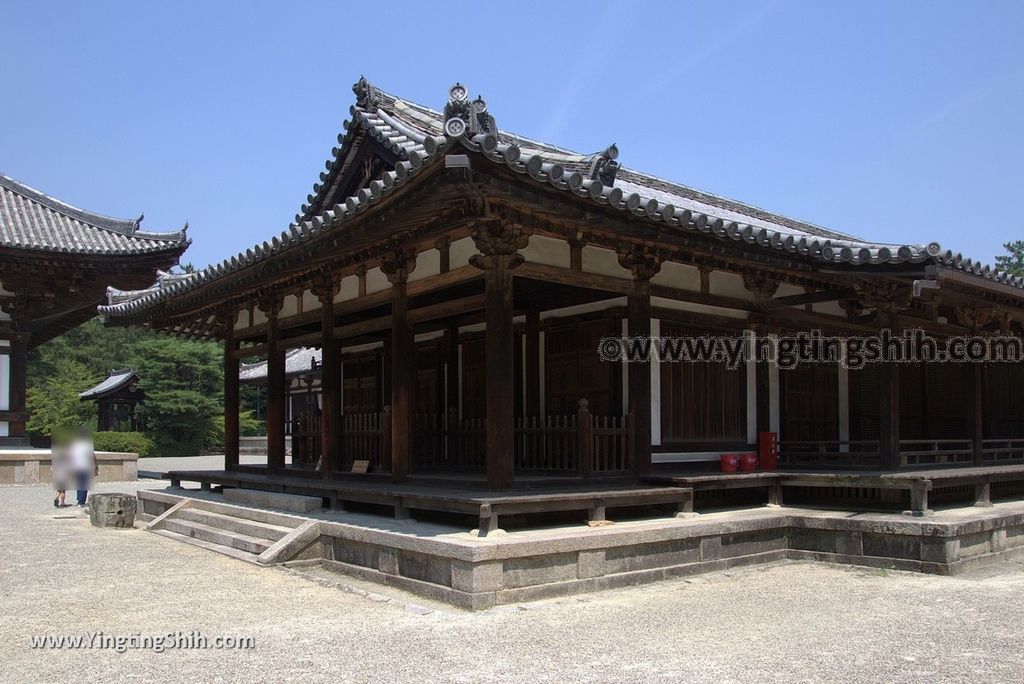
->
[51,437,71,508]
[69,427,97,507]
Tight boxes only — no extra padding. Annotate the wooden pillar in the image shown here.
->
[525,309,541,417]
[381,250,416,482]
[222,315,240,471]
[471,221,526,491]
[618,246,662,478]
[314,275,341,479]
[260,296,286,470]
[445,323,459,414]
[8,336,27,439]
[878,311,901,470]
[972,363,985,466]
[753,326,771,434]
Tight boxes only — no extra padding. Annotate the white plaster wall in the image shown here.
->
[775,283,804,298]
[365,267,389,294]
[522,235,571,268]
[301,289,319,313]
[813,301,846,316]
[651,261,701,290]
[336,274,359,302]
[450,237,476,269]
[709,271,749,299]
[409,249,441,283]
[582,245,630,279]
[280,294,300,319]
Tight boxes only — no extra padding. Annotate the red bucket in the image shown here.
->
[739,452,758,472]
[720,453,739,473]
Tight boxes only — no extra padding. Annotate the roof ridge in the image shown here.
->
[0,171,188,242]
[369,83,863,243]
[97,77,1024,319]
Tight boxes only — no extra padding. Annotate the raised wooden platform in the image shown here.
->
[167,469,693,536]
[646,464,1024,515]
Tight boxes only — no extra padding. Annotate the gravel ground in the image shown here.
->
[2,482,1023,684]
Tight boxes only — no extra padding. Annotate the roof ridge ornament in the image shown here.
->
[443,83,497,139]
[352,76,380,109]
[588,144,620,185]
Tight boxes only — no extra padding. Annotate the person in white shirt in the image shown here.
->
[69,427,97,507]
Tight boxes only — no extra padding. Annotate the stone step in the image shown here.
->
[176,508,292,542]
[223,487,322,513]
[152,529,262,564]
[161,518,272,555]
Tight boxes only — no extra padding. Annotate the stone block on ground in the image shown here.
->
[89,493,138,528]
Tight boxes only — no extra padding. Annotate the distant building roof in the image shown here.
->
[0,172,189,256]
[239,347,321,383]
[79,369,140,400]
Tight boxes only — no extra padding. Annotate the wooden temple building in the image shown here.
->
[79,368,145,432]
[0,173,188,447]
[98,79,1024,500]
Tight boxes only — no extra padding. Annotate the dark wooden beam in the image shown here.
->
[8,337,28,438]
[878,311,901,470]
[223,321,240,470]
[262,299,286,470]
[382,251,416,482]
[315,276,341,479]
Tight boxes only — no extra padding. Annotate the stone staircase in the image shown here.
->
[140,490,321,565]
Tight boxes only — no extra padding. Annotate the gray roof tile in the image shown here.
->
[0,173,189,256]
[99,78,1024,319]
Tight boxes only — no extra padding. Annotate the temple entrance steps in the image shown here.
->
[138,490,321,565]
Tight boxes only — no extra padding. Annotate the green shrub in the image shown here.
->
[93,431,155,458]
[205,411,266,450]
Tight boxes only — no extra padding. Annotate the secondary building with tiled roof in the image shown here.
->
[0,172,188,446]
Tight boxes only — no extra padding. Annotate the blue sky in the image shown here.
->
[2,1,1021,269]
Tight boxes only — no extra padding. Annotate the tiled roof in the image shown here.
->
[99,78,1024,319]
[239,347,321,382]
[0,173,189,256]
[79,368,138,400]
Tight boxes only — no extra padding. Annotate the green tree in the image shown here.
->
[26,355,97,437]
[995,241,1024,277]
[132,337,224,457]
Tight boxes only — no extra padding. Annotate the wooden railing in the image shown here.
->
[413,412,486,471]
[516,399,633,475]
[779,440,881,469]
[780,438,994,469]
[340,408,390,473]
[982,438,1024,465]
[899,439,974,467]
[412,399,634,476]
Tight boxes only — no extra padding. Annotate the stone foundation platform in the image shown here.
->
[138,489,1024,610]
[0,449,138,484]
